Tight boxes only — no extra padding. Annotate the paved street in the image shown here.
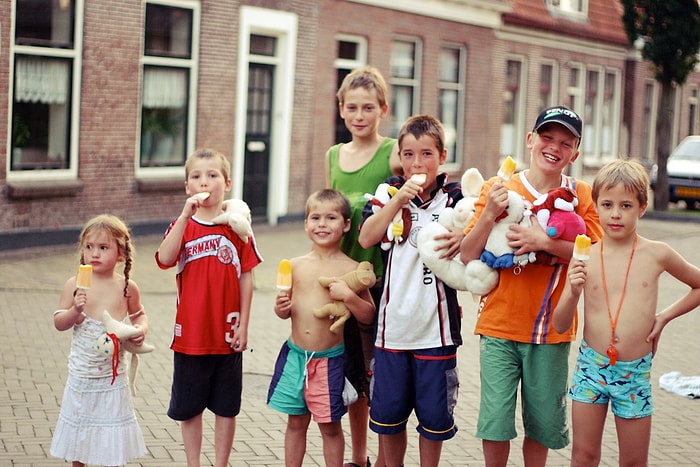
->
[1,217,699,466]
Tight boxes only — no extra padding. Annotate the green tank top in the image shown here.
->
[328,137,396,278]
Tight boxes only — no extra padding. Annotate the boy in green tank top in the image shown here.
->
[324,65,400,467]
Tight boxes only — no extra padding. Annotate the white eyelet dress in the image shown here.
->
[50,315,147,465]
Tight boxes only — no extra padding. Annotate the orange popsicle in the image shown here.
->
[497,156,517,182]
[572,234,591,261]
[276,259,292,291]
[76,264,92,289]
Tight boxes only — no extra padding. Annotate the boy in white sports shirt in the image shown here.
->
[359,114,463,467]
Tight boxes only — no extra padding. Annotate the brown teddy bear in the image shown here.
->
[313,261,377,334]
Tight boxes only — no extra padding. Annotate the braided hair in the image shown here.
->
[78,214,134,297]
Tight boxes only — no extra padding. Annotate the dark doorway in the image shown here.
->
[243,63,273,219]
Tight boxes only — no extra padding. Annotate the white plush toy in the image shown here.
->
[417,169,531,296]
[95,310,154,396]
[211,198,254,243]
[462,190,529,295]
[417,168,484,291]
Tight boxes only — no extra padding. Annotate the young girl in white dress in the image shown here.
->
[51,214,149,466]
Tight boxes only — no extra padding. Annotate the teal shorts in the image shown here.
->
[267,339,346,423]
[568,340,653,419]
[477,336,570,449]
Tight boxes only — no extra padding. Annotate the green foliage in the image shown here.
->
[142,108,182,137]
[621,0,700,86]
[12,115,30,147]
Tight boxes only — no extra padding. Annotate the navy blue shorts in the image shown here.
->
[369,346,459,441]
[168,352,242,421]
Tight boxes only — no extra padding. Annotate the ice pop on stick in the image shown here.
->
[410,174,427,185]
[497,156,517,182]
[76,264,93,289]
[276,259,292,291]
[572,234,591,261]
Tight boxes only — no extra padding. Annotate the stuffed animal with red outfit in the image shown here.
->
[531,186,585,242]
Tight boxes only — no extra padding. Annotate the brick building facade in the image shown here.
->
[1,0,698,249]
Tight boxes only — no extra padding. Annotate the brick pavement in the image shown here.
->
[1,218,699,466]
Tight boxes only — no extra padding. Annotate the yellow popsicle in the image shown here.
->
[276,259,292,291]
[497,156,517,181]
[572,234,591,261]
[76,264,92,289]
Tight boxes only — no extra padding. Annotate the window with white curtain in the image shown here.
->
[642,82,656,163]
[10,0,77,171]
[689,88,698,136]
[500,58,525,160]
[390,38,421,138]
[140,2,195,168]
[545,0,588,17]
[438,45,465,166]
[539,62,557,111]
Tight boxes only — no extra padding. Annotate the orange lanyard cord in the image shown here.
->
[600,234,638,343]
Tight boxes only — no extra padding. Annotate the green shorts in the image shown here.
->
[476,336,570,449]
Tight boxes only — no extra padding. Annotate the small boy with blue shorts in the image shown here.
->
[268,189,376,467]
[359,114,464,466]
[554,159,700,465]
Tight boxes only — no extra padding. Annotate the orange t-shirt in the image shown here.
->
[465,172,603,344]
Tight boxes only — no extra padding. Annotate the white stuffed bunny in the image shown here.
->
[418,169,530,296]
[417,168,484,291]
[211,198,254,243]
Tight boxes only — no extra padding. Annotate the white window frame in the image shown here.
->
[334,34,367,70]
[545,0,588,18]
[7,0,84,182]
[576,66,621,166]
[641,80,659,163]
[390,36,422,138]
[601,68,621,160]
[136,0,201,180]
[688,86,699,136]
[538,60,559,111]
[438,43,466,170]
[500,55,527,163]
[235,6,297,225]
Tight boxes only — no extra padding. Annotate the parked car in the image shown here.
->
[650,135,700,209]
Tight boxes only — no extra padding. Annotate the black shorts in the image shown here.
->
[343,282,381,397]
[167,351,242,421]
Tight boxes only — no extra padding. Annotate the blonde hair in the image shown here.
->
[397,114,446,155]
[305,189,351,220]
[592,159,649,206]
[79,214,133,297]
[336,66,388,108]
[185,148,231,180]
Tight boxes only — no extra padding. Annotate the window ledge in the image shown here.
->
[136,177,184,193]
[6,179,84,200]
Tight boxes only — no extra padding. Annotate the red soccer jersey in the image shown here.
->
[156,218,263,355]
